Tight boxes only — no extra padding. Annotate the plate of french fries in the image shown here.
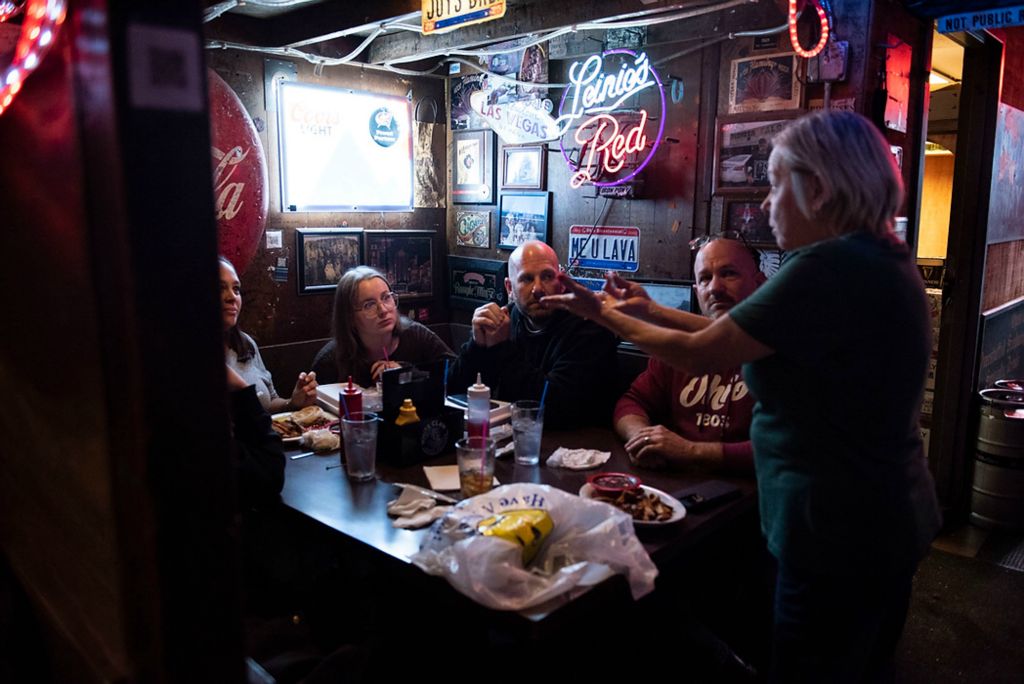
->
[271,406,336,444]
[579,483,686,525]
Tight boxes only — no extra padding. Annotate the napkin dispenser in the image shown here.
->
[377,360,463,466]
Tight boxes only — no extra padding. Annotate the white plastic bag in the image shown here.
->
[409,484,658,610]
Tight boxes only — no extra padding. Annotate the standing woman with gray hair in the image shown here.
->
[544,110,941,681]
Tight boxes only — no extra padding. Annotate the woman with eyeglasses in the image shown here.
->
[544,111,941,682]
[310,266,455,386]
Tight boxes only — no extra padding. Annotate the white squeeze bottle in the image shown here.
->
[466,373,490,439]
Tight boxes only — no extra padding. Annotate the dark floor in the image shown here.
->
[894,525,1024,683]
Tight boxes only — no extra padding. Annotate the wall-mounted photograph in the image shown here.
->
[728,51,802,114]
[722,198,775,247]
[498,191,550,249]
[501,144,546,190]
[296,228,364,295]
[714,114,796,194]
[364,230,434,301]
[452,129,496,204]
[455,210,491,248]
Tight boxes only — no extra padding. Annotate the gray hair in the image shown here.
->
[772,110,903,238]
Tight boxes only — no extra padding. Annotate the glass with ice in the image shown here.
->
[341,412,379,481]
[511,400,544,466]
[456,436,496,498]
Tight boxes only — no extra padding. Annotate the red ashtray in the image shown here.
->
[587,472,642,497]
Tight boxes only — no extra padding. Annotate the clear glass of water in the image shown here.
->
[511,400,544,466]
[341,412,379,481]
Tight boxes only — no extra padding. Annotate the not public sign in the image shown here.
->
[938,6,1024,33]
[568,225,640,272]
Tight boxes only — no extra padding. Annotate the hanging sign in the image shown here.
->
[938,6,1024,33]
[469,90,558,144]
[422,0,506,35]
[554,49,666,189]
[568,226,640,272]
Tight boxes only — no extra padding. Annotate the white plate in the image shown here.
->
[272,410,337,445]
[579,483,686,526]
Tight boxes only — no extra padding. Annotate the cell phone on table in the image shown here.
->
[673,480,741,513]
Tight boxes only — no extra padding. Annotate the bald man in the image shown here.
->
[449,241,619,429]
[615,238,765,473]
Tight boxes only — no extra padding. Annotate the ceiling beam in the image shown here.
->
[366,0,709,64]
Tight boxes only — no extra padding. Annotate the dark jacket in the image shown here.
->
[448,308,619,429]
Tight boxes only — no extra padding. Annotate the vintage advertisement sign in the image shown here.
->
[469,91,558,144]
[568,226,640,272]
[208,68,268,271]
[938,6,1024,33]
[422,0,506,35]
[448,256,509,309]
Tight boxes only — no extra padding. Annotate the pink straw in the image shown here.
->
[382,345,390,363]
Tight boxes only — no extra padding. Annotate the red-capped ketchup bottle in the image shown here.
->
[341,376,363,417]
[466,373,490,439]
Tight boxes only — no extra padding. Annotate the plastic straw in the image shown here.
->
[340,393,351,419]
[539,380,550,413]
[382,345,390,363]
[443,358,450,397]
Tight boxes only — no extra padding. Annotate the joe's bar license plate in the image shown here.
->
[422,0,507,35]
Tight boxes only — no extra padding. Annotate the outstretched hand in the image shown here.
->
[541,273,608,321]
[602,272,655,320]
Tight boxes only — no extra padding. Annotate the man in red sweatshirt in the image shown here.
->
[614,237,765,474]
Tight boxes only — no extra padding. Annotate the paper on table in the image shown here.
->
[423,465,499,492]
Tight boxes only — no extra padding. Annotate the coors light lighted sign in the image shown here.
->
[555,49,666,189]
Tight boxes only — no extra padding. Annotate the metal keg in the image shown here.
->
[971,388,1024,530]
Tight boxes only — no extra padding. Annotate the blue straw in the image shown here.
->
[539,380,550,413]
[340,393,351,419]
[443,358,450,397]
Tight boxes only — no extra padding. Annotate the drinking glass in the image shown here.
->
[456,436,496,498]
[511,400,544,466]
[341,412,379,481]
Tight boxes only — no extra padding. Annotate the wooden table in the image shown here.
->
[280,427,758,617]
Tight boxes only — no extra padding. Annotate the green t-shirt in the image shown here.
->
[729,231,941,576]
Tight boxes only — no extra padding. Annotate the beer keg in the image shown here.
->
[971,388,1024,530]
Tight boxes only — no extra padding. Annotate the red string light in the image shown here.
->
[789,0,829,59]
[0,0,66,117]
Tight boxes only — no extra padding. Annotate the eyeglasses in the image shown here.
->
[358,291,399,316]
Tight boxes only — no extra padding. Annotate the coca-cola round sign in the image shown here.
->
[208,68,268,272]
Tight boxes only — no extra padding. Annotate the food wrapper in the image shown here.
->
[411,484,658,611]
[478,509,554,565]
[300,428,339,452]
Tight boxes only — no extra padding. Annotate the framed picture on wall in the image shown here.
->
[727,51,802,114]
[713,114,797,195]
[455,210,491,248]
[501,144,546,190]
[452,130,496,204]
[296,228,364,295]
[498,191,550,249]
[448,256,509,310]
[364,230,434,301]
[722,197,776,247]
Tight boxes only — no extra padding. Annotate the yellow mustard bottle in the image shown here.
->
[394,398,420,426]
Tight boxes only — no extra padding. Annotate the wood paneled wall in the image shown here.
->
[206,50,448,357]
[983,240,1024,311]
